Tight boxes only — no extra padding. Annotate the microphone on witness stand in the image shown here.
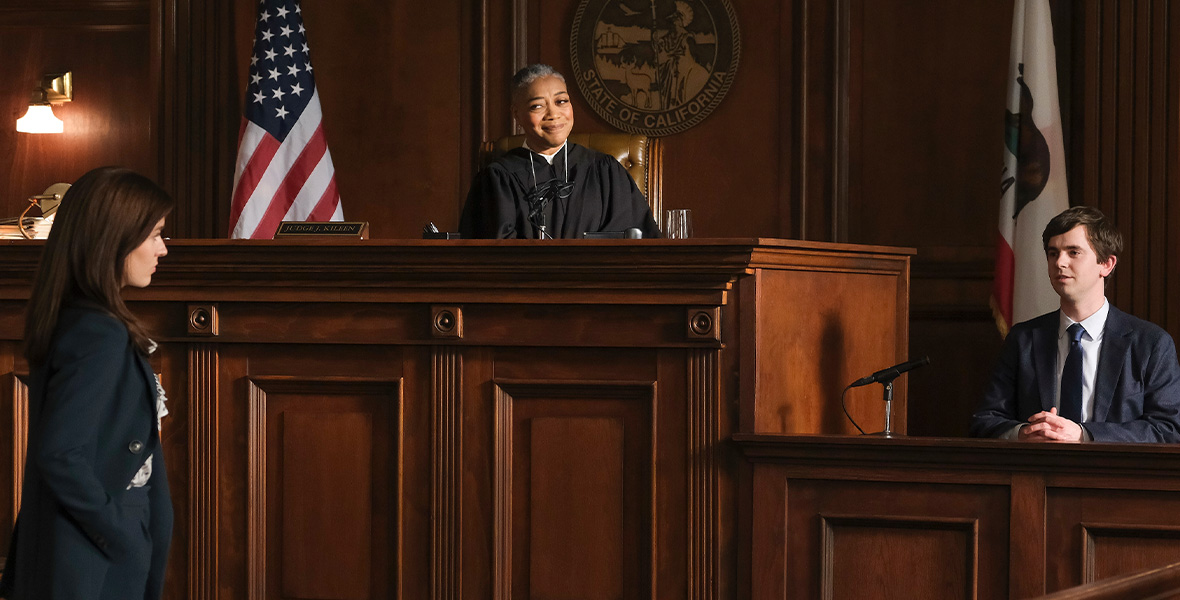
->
[841,356,931,438]
[849,356,931,387]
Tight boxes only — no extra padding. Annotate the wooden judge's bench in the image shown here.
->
[8,239,1177,599]
[0,238,909,599]
[6,238,1180,600]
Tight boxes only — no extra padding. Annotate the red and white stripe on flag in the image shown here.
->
[229,0,342,239]
[992,0,1069,336]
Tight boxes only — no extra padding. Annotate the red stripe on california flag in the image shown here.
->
[228,129,281,233]
[250,123,329,238]
[992,237,1015,329]
[306,175,340,222]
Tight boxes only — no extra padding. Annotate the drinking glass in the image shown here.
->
[665,209,693,239]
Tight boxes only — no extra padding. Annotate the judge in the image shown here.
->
[459,64,661,239]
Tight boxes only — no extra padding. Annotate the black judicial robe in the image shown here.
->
[459,143,661,239]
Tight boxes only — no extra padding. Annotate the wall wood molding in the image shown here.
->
[8,374,28,524]
[186,344,218,600]
[688,349,719,600]
[431,347,462,600]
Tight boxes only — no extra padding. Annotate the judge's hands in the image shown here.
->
[1018,407,1084,442]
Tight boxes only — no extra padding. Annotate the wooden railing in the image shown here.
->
[1037,562,1180,599]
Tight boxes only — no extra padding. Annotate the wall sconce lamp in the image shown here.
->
[15,72,73,134]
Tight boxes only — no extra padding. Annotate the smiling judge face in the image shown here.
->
[511,75,574,155]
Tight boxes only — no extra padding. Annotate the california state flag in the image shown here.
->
[993,0,1070,337]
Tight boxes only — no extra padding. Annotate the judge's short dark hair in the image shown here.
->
[1042,206,1123,263]
[511,64,565,100]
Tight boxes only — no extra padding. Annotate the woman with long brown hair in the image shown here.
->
[0,167,175,600]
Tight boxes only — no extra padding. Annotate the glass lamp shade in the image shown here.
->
[16,104,64,134]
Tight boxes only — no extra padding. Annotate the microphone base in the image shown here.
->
[866,431,900,438]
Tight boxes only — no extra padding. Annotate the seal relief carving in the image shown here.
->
[570,0,740,136]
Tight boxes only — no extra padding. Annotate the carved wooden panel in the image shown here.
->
[741,265,908,435]
[1082,524,1180,584]
[248,376,403,600]
[741,435,1180,598]
[780,478,1008,600]
[494,379,655,599]
[821,515,977,600]
[1046,488,1180,593]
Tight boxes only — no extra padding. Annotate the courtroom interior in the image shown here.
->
[2,0,1180,598]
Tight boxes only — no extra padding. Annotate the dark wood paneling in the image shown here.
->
[431,347,462,599]
[740,261,909,435]
[843,0,1016,438]
[3,369,27,535]
[849,0,1012,250]
[158,0,238,238]
[0,241,906,600]
[527,416,626,597]
[1046,488,1180,594]
[823,517,976,600]
[785,480,1007,600]
[248,375,400,600]
[1085,528,1180,584]
[286,0,468,239]
[738,435,1180,600]
[184,344,216,600]
[279,411,375,598]
[0,17,153,222]
[493,375,656,599]
[1065,0,1180,336]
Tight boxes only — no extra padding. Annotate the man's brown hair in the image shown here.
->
[1042,206,1123,263]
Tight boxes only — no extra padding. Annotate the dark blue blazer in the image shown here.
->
[0,304,173,599]
[971,306,1180,443]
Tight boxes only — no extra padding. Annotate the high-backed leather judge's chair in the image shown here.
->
[479,133,663,225]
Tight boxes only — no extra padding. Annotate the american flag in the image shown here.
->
[229,0,342,239]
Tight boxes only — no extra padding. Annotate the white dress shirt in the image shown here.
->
[1004,299,1109,439]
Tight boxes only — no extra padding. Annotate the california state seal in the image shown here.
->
[570,0,740,136]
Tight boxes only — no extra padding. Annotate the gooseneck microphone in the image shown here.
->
[850,356,931,388]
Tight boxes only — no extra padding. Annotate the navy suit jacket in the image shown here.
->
[971,306,1180,443]
[0,304,173,599]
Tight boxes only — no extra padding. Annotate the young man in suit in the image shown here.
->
[971,206,1180,442]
